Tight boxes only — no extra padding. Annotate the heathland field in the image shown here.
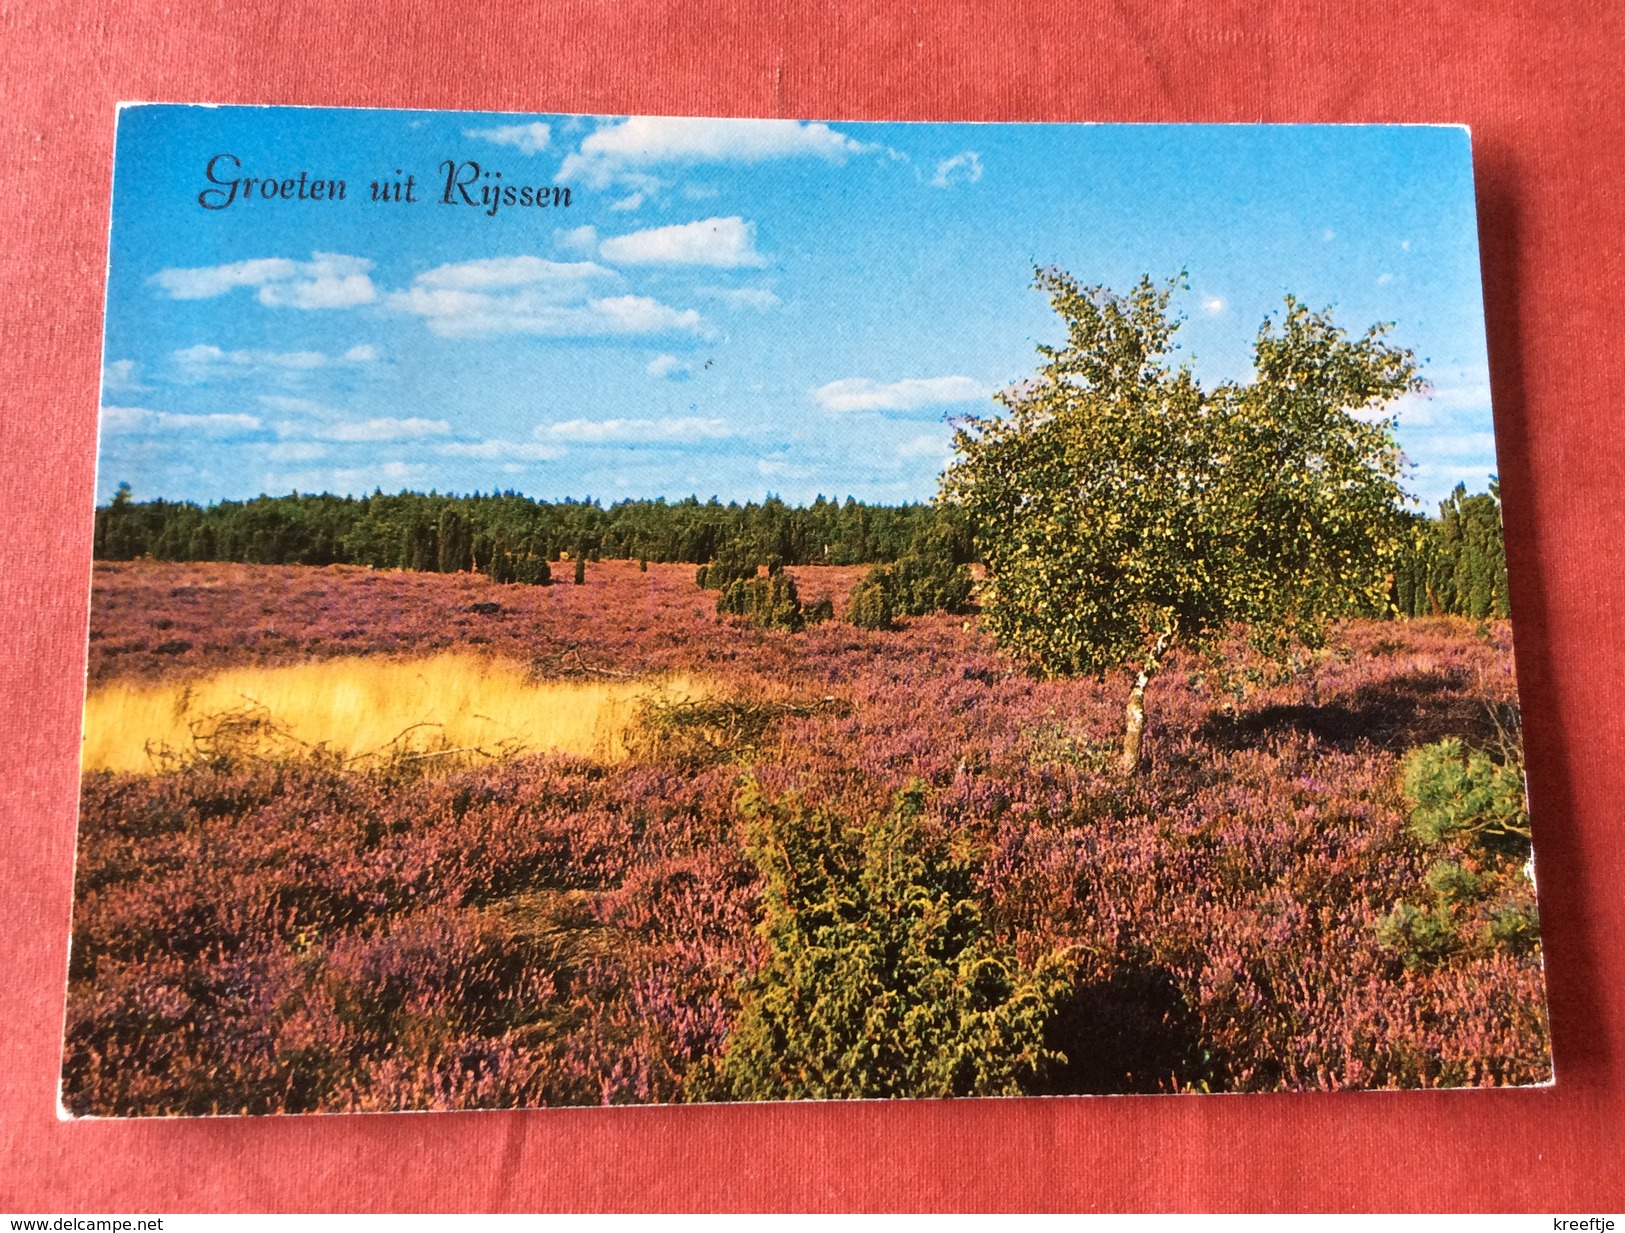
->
[64,559,1551,1114]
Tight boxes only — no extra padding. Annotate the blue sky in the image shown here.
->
[98,107,1499,510]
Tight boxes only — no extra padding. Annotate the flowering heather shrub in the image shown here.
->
[84,560,869,685]
[64,754,757,1113]
[63,562,1551,1113]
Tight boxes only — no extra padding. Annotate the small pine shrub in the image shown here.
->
[1400,736,1531,857]
[804,596,835,625]
[888,547,973,617]
[705,780,1070,1101]
[514,555,550,586]
[716,578,752,617]
[844,534,972,629]
[715,574,804,632]
[695,547,757,591]
[752,574,803,631]
[1379,731,1538,968]
[483,546,550,586]
[573,558,586,586]
[844,578,894,630]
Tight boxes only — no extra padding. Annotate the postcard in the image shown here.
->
[63,106,1550,1115]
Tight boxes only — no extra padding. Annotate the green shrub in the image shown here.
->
[707,780,1070,1101]
[1375,899,1463,969]
[483,544,550,586]
[1379,732,1538,968]
[696,546,758,591]
[844,578,894,630]
[804,596,835,625]
[888,545,973,617]
[716,574,804,632]
[1400,736,1531,857]
[844,533,972,629]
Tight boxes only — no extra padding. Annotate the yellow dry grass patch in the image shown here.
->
[81,653,704,774]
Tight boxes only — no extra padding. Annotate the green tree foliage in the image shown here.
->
[717,573,804,632]
[435,508,473,574]
[1379,731,1537,968]
[1400,736,1531,858]
[942,269,1421,773]
[710,780,1069,1101]
[1392,480,1510,618]
[93,489,958,574]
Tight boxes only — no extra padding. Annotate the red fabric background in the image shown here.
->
[3,1,1622,1212]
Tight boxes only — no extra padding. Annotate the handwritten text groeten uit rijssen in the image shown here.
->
[196,153,572,218]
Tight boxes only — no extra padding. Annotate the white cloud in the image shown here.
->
[897,433,952,459]
[389,257,703,339]
[265,441,329,462]
[175,344,323,371]
[397,292,704,339]
[1383,375,1494,427]
[537,416,732,443]
[556,225,599,255]
[412,255,613,291]
[1408,460,1499,506]
[1408,430,1498,458]
[101,359,142,391]
[152,253,376,308]
[696,285,781,310]
[1322,228,1337,243]
[930,151,983,188]
[1427,380,1495,410]
[593,295,709,334]
[813,375,991,413]
[1377,272,1394,286]
[463,121,552,155]
[1201,296,1225,315]
[276,417,451,443]
[757,456,820,481]
[257,394,336,415]
[647,353,691,380]
[101,405,262,436]
[599,216,766,268]
[438,439,566,461]
[173,343,378,374]
[560,116,874,189]
[609,193,645,212]
[152,257,296,299]
[260,461,430,494]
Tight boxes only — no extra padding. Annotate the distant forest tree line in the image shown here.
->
[93,479,1508,620]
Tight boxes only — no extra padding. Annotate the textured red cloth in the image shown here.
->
[2,0,1621,1213]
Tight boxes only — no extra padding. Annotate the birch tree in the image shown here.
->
[943,269,1420,773]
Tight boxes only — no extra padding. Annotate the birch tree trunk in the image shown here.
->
[1119,629,1173,776]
